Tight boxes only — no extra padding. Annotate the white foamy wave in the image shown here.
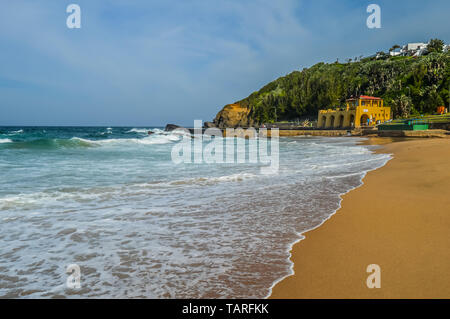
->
[0,138,13,143]
[70,134,181,147]
[214,172,258,182]
[0,172,261,211]
[167,129,192,138]
[317,154,391,170]
[134,135,181,144]
[0,194,41,211]
[0,188,114,211]
[7,129,24,135]
[324,172,365,179]
[126,128,151,134]
[169,172,259,186]
[69,137,100,146]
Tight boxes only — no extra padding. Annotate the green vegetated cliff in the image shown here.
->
[213,52,450,128]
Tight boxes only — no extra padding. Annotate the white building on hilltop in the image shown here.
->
[402,43,428,56]
[388,42,428,57]
[380,41,448,59]
[404,43,428,52]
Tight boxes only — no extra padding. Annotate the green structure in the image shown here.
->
[378,119,429,131]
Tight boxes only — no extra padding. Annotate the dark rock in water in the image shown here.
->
[203,122,216,128]
[164,124,182,132]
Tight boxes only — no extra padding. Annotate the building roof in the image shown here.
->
[347,95,382,101]
[359,95,381,100]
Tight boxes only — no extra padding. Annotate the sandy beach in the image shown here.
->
[270,137,450,299]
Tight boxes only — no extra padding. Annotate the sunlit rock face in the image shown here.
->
[214,103,253,128]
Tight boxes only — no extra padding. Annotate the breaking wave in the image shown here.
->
[3,138,97,149]
[8,129,24,135]
[126,128,151,134]
[1,133,182,149]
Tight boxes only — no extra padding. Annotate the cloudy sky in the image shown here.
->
[1,0,449,126]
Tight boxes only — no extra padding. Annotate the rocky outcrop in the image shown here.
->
[203,121,216,129]
[213,103,253,128]
[164,124,183,131]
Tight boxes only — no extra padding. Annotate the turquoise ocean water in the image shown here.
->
[0,127,391,298]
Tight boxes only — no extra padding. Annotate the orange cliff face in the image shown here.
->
[213,103,253,128]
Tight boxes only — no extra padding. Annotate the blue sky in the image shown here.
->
[0,0,449,126]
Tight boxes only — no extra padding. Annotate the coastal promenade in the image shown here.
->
[175,123,450,138]
[218,128,449,138]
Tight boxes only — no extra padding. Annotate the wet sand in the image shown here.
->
[270,137,450,298]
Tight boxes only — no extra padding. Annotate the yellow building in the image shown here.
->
[318,96,391,129]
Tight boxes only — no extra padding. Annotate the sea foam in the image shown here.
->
[0,130,391,299]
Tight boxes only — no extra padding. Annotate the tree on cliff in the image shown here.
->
[428,39,444,53]
[389,44,401,53]
[392,94,412,118]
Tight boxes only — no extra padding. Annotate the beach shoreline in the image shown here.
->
[270,137,450,299]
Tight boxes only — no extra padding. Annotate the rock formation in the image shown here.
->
[213,103,253,128]
[164,124,183,131]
